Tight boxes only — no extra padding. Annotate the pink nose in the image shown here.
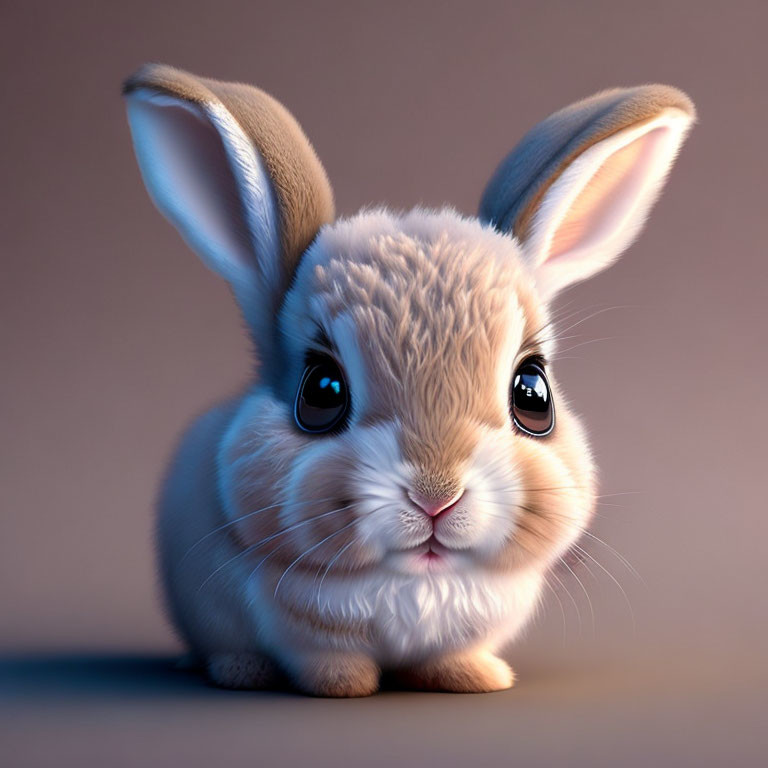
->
[408,488,465,518]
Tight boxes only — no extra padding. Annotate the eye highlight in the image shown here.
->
[294,354,350,434]
[510,358,554,437]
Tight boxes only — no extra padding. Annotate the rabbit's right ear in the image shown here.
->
[123,64,334,356]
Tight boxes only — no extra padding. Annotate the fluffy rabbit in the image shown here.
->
[123,64,694,696]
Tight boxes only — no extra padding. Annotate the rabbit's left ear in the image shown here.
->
[479,85,695,299]
[123,64,334,356]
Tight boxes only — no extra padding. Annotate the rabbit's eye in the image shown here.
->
[510,359,554,436]
[294,354,350,433]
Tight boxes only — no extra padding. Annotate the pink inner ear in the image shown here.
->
[127,96,256,280]
[547,125,671,263]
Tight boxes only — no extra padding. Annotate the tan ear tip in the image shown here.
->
[121,62,183,97]
[631,83,697,122]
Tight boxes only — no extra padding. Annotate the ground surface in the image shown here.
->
[2,640,765,768]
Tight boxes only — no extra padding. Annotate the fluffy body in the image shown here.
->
[123,65,694,695]
[159,210,594,695]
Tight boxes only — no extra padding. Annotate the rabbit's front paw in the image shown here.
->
[206,652,278,690]
[291,651,380,697]
[397,650,514,693]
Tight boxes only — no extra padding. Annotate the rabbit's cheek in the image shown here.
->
[502,412,596,569]
[218,393,308,542]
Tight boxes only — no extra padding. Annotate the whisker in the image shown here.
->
[243,540,292,599]
[248,501,391,606]
[571,541,636,634]
[181,495,338,564]
[569,546,598,582]
[548,567,582,637]
[532,305,634,353]
[547,304,635,339]
[537,298,582,327]
[559,555,595,637]
[554,336,619,355]
[232,503,358,556]
[514,502,588,525]
[475,506,598,641]
[594,501,628,509]
[525,485,591,493]
[534,332,592,347]
[195,503,355,595]
[542,574,568,644]
[530,301,612,345]
[476,498,594,529]
[273,519,359,599]
[314,538,359,610]
[581,531,643,582]
[550,355,581,363]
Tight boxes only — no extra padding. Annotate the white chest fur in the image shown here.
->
[252,567,543,664]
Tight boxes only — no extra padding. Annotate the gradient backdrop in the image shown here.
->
[2,1,766,766]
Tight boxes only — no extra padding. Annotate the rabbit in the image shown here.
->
[123,64,695,696]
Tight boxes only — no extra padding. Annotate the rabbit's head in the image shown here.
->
[125,66,694,580]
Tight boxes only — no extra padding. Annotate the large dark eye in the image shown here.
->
[294,355,350,433]
[510,359,554,436]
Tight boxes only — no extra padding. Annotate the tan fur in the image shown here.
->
[275,211,594,570]
[132,71,694,696]
[396,649,514,693]
[513,86,695,241]
[156,214,597,696]
[199,214,595,698]
[290,651,380,698]
[123,63,334,299]
[307,220,539,478]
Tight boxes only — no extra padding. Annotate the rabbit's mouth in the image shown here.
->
[389,536,469,574]
[406,535,448,557]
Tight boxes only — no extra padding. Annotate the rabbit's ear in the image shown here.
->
[479,86,695,299]
[123,64,334,348]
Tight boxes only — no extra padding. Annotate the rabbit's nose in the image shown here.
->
[408,488,465,518]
